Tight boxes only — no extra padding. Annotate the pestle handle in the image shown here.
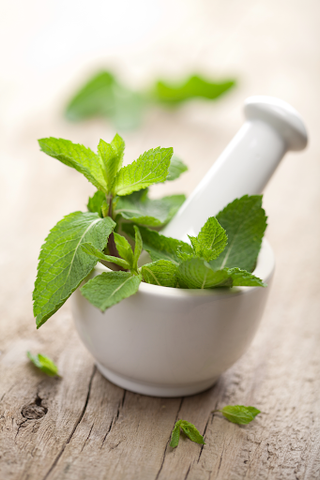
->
[162,96,308,242]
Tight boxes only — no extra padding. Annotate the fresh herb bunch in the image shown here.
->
[33,134,267,329]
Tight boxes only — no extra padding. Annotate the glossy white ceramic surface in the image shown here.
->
[71,239,275,397]
[162,96,308,242]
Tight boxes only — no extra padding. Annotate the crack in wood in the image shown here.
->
[101,389,126,448]
[184,463,192,480]
[80,422,94,453]
[41,365,96,480]
[154,397,184,480]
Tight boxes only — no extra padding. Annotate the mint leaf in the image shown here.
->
[170,420,205,448]
[38,138,108,192]
[87,190,108,218]
[81,271,141,311]
[189,217,227,261]
[64,70,143,130]
[97,134,125,191]
[65,71,117,120]
[27,352,59,377]
[114,191,186,227]
[113,147,173,196]
[123,224,193,264]
[215,405,261,425]
[178,258,230,289]
[178,259,266,289]
[211,195,267,272]
[113,233,134,267]
[132,226,142,271]
[80,243,130,270]
[141,260,179,287]
[167,155,188,181]
[170,422,181,448]
[33,212,115,328]
[225,268,266,287]
[154,75,236,104]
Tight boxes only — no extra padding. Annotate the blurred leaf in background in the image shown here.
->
[64,70,236,130]
[65,71,144,130]
[153,75,236,105]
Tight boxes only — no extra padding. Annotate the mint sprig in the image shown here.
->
[27,352,60,377]
[170,420,205,448]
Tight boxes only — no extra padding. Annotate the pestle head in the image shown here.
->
[244,96,308,151]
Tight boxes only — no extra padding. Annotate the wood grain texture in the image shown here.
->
[1,0,320,478]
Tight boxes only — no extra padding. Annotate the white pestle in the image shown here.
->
[162,96,308,242]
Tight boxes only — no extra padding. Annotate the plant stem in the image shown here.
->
[104,195,119,258]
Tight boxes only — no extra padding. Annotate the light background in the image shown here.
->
[0,0,319,353]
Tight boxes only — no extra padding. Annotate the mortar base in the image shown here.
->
[96,363,219,397]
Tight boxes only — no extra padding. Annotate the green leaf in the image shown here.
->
[141,260,179,287]
[170,422,181,448]
[87,190,108,218]
[154,74,236,104]
[27,352,59,377]
[170,420,205,448]
[81,271,141,311]
[64,70,144,130]
[178,258,230,289]
[33,212,115,328]
[189,217,227,261]
[65,71,117,120]
[38,137,108,192]
[132,226,143,271]
[180,421,205,445]
[114,191,186,227]
[113,147,173,196]
[217,405,261,425]
[97,134,125,191]
[211,195,267,272]
[178,259,266,289]
[123,224,193,264]
[167,155,188,181]
[113,233,134,267]
[225,268,266,287]
[80,243,130,270]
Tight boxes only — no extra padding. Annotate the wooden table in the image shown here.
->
[1,1,319,478]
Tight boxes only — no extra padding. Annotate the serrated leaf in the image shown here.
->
[170,422,181,448]
[178,258,230,289]
[141,260,179,287]
[180,421,205,445]
[114,191,186,227]
[113,232,134,267]
[211,195,267,272]
[132,226,143,271]
[167,155,188,181]
[27,352,59,377]
[97,134,125,190]
[225,268,266,287]
[33,212,115,327]
[81,271,141,311]
[64,70,144,130]
[87,190,108,218]
[218,405,260,425]
[123,224,193,264]
[154,74,236,104]
[38,137,108,192]
[113,147,173,196]
[80,243,130,270]
[189,217,227,261]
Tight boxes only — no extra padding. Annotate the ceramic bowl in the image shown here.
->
[71,239,274,397]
